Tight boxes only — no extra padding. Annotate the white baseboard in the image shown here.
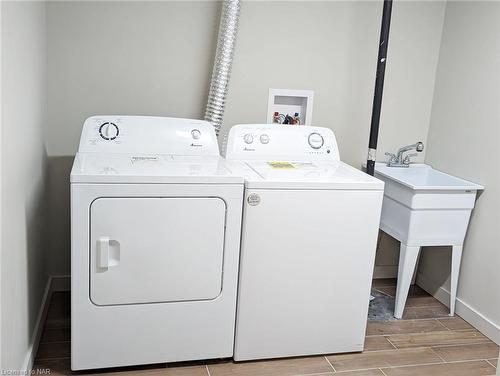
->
[417,272,500,345]
[21,275,71,373]
[373,265,398,279]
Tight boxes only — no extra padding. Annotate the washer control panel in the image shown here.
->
[224,124,340,161]
[78,116,219,156]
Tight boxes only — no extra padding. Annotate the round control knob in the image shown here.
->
[99,122,119,140]
[191,129,201,140]
[308,132,324,149]
[243,133,254,144]
[260,134,270,144]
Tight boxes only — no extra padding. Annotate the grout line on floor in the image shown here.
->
[324,355,336,372]
[435,318,453,331]
[486,359,497,368]
[385,337,398,349]
[370,315,466,323]
[205,364,212,376]
[379,368,389,376]
[387,339,490,351]
[384,328,486,338]
[382,358,494,370]
[370,317,452,325]
[366,329,459,339]
[428,347,446,363]
[327,358,498,374]
[339,346,420,354]
[403,304,447,309]
[429,340,496,349]
[338,359,476,373]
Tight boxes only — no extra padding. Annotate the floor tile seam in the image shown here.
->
[375,358,490,371]
[332,356,496,373]
[324,355,336,372]
[386,330,486,338]
[429,340,497,350]
[403,304,447,309]
[485,359,497,368]
[348,345,434,354]
[367,329,470,337]
[379,368,389,376]
[328,359,445,373]
[391,339,492,349]
[385,337,398,350]
[428,347,447,363]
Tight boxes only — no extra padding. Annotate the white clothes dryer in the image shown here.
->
[71,116,244,370]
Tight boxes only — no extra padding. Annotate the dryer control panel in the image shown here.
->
[78,116,219,156]
[224,124,340,161]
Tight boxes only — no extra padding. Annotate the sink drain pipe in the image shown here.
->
[205,0,241,137]
[366,0,393,176]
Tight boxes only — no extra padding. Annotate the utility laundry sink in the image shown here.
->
[374,163,483,319]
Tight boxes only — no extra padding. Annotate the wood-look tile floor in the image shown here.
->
[34,279,499,375]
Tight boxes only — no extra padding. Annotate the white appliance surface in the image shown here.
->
[244,160,383,189]
[71,116,243,370]
[90,197,226,306]
[225,124,384,361]
[71,154,240,184]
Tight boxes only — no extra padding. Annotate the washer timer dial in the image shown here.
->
[308,132,324,149]
[243,133,254,144]
[99,122,119,140]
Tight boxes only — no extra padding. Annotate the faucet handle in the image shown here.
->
[403,153,418,164]
[385,152,398,166]
[385,152,397,163]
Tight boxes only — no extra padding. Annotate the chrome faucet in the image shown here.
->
[385,142,424,167]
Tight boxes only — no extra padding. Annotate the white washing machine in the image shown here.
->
[71,116,244,370]
[224,124,384,361]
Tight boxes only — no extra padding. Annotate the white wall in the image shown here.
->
[46,0,446,164]
[224,0,445,167]
[45,0,445,276]
[1,1,49,371]
[418,0,500,343]
[223,0,446,278]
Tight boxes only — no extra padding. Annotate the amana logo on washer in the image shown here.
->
[247,193,260,206]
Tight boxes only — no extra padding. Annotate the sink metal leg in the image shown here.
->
[450,244,463,316]
[394,244,421,319]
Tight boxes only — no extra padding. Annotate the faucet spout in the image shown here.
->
[397,142,424,157]
[387,142,424,167]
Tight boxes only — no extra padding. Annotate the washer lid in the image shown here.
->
[70,153,243,184]
[244,160,384,190]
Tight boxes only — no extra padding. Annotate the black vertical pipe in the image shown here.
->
[366,0,393,176]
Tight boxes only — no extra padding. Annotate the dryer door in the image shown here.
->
[90,197,226,306]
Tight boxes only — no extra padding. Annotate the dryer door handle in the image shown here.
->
[98,236,110,270]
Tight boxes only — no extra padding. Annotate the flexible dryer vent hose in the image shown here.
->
[205,0,241,136]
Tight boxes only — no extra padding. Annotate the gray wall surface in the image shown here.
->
[45,0,446,276]
[419,1,500,341]
[1,1,48,370]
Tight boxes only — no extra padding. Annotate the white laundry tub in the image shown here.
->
[374,163,483,318]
